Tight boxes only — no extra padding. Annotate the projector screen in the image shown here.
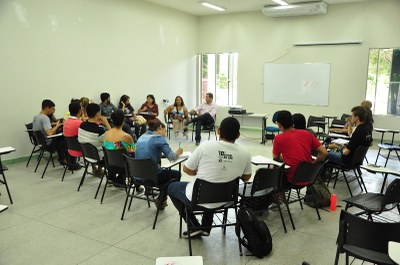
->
[263,63,330,106]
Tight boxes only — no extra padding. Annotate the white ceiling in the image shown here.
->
[142,0,375,16]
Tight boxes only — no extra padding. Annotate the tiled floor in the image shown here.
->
[0,129,399,265]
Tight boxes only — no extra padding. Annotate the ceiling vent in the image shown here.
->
[262,1,328,17]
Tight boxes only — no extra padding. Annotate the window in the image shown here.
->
[198,53,238,106]
[366,48,400,115]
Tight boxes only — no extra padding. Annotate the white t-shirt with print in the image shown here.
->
[184,140,252,200]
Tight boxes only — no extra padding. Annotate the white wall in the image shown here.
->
[0,0,197,159]
[197,0,400,138]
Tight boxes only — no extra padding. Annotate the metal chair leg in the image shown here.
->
[1,172,13,204]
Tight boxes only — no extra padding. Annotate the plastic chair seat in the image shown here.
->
[343,245,396,265]
[378,143,400,150]
[265,126,280,132]
[344,193,385,212]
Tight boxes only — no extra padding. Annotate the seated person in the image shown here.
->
[327,106,372,167]
[33,99,67,165]
[138,94,159,122]
[63,101,83,170]
[104,110,135,154]
[168,117,251,238]
[273,110,328,188]
[361,100,374,133]
[99,92,117,118]
[78,103,111,160]
[119,94,146,139]
[99,92,135,139]
[328,116,352,135]
[292,113,317,137]
[186,93,217,146]
[135,119,183,210]
[79,97,92,121]
[104,110,135,186]
[164,96,189,138]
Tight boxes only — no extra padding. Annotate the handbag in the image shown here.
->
[135,115,147,125]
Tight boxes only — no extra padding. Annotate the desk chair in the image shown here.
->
[33,131,57,179]
[179,178,240,256]
[61,136,82,181]
[285,161,325,230]
[343,178,400,222]
[330,118,347,129]
[326,145,369,197]
[375,144,400,167]
[264,111,280,143]
[25,123,41,167]
[239,165,292,233]
[121,155,168,229]
[334,210,400,265]
[191,114,217,142]
[0,156,13,204]
[163,113,174,140]
[102,148,128,204]
[307,115,326,139]
[77,143,103,196]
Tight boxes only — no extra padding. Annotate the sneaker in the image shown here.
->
[94,168,105,178]
[182,229,203,239]
[135,186,144,193]
[202,230,210,237]
[195,141,200,146]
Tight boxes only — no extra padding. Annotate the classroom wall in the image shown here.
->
[197,0,400,137]
[0,0,197,159]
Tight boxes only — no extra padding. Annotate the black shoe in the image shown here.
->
[154,197,168,210]
[182,229,203,239]
[68,163,82,171]
[195,141,200,146]
[59,159,68,166]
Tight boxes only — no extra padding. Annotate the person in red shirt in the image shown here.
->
[272,110,327,188]
[63,102,83,170]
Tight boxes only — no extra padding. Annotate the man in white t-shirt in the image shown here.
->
[168,117,252,238]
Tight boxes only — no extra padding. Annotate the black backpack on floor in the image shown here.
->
[304,177,331,208]
[235,206,272,258]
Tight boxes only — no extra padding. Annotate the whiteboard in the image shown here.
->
[263,63,330,106]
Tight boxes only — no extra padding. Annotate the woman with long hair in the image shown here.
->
[138,94,159,121]
[119,94,146,139]
[103,110,135,186]
[135,119,183,210]
[164,96,190,138]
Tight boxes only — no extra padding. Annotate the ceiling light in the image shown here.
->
[272,0,289,5]
[200,1,226,12]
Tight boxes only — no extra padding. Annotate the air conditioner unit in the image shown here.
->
[262,1,328,17]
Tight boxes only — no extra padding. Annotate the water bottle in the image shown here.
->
[330,193,337,211]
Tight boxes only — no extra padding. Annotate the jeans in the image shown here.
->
[328,150,345,166]
[168,181,213,232]
[157,169,181,201]
[191,113,214,143]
